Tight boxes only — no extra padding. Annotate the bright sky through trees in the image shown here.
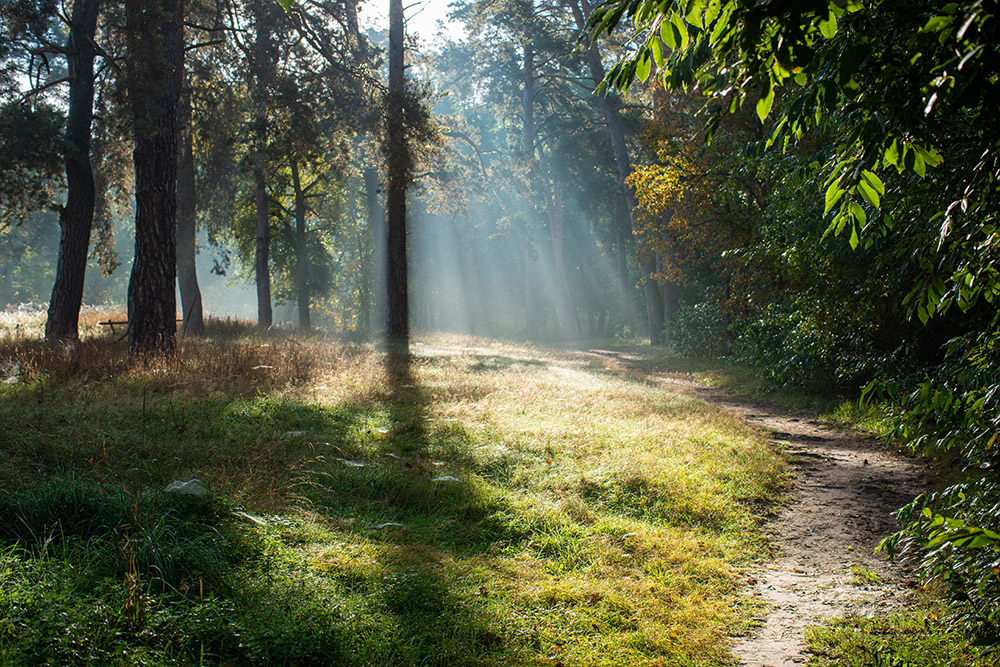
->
[360,0,465,45]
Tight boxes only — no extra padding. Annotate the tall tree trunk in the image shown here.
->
[385,0,408,344]
[126,0,184,352]
[288,152,310,331]
[642,262,664,344]
[571,0,661,343]
[45,0,100,342]
[614,195,635,333]
[545,170,579,338]
[658,213,680,344]
[254,171,271,328]
[521,22,541,340]
[252,0,274,329]
[364,166,385,334]
[177,76,204,335]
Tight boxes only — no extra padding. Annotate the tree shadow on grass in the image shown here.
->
[290,344,524,665]
[0,344,528,664]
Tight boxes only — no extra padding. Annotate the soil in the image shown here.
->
[591,351,931,667]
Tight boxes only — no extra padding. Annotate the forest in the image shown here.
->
[0,0,998,665]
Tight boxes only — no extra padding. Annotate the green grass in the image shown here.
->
[0,324,787,666]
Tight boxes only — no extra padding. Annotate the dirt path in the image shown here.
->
[589,352,930,667]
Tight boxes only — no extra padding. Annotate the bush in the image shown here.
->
[668,301,732,358]
[879,321,1000,655]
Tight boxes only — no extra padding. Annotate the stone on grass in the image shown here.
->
[164,479,208,496]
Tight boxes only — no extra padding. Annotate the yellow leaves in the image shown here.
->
[627,153,732,287]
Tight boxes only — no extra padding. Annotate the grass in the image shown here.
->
[847,564,881,586]
[0,311,786,666]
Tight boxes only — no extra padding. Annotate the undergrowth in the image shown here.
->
[805,599,997,667]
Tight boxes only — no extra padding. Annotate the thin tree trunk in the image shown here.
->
[614,196,635,333]
[571,0,660,342]
[45,0,100,342]
[642,264,664,344]
[252,0,274,329]
[254,171,271,328]
[126,0,184,353]
[658,213,680,344]
[521,22,540,340]
[364,166,385,334]
[545,170,578,338]
[385,0,408,344]
[177,76,204,335]
[289,152,310,331]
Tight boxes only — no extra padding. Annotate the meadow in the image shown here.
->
[0,310,788,666]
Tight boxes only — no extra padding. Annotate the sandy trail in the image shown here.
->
[589,351,930,667]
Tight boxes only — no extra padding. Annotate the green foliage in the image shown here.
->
[590,0,1000,317]
[591,1,1000,649]
[0,103,64,224]
[667,301,730,358]
[877,319,1000,653]
[806,601,992,667]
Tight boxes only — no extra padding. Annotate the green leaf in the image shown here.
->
[818,11,838,39]
[636,51,652,82]
[883,139,900,167]
[765,116,788,149]
[650,36,664,67]
[858,180,880,209]
[849,201,867,227]
[704,0,721,27]
[849,222,860,249]
[824,180,844,215]
[671,12,689,49]
[860,170,885,196]
[660,18,677,49]
[685,0,705,29]
[275,0,294,9]
[756,79,774,122]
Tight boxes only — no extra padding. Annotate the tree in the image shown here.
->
[384,0,408,343]
[569,0,663,341]
[45,0,102,341]
[0,0,104,340]
[125,0,184,352]
[177,70,204,335]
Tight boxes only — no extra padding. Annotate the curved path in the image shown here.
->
[590,351,930,667]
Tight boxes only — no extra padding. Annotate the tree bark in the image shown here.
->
[126,0,184,353]
[45,0,100,342]
[288,152,310,331]
[177,75,204,335]
[571,0,661,343]
[364,166,385,333]
[385,0,408,344]
[252,0,274,329]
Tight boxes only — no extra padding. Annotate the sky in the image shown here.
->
[360,0,466,46]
